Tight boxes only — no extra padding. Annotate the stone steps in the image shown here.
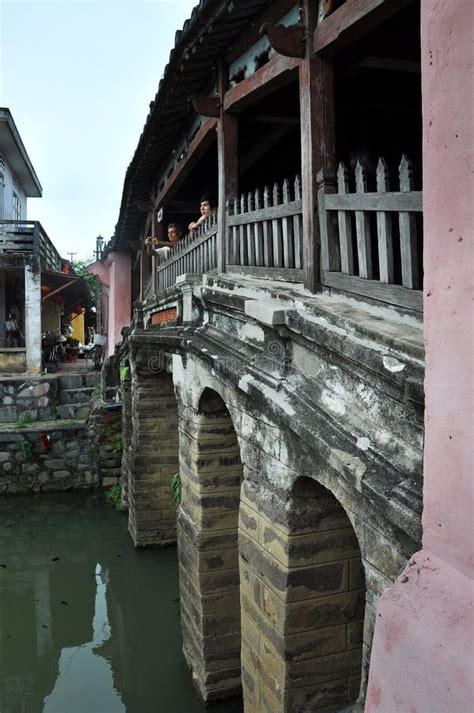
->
[57,373,100,390]
[57,373,101,420]
[56,404,90,420]
[59,387,96,405]
[0,371,102,426]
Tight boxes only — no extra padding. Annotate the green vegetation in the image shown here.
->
[106,433,123,453]
[20,440,33,458]
[105,482,122,510]
[16,414,32,429]
[170,472,181,505]
[120,366,130,381]
[73,258,98,294]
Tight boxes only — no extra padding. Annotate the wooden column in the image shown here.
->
[300,0,336,292]
[217,62,238,274]
[151,190,158,294]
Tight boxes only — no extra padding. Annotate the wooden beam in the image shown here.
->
[300,0,336,293]
[224,55,300,114]
[154,118,217,208]
[314,0,415,55]
[357,57,421,74]
[217,61,238,274]
[242,114,300,125]
[323,271,423,312]
[260,22,306,58]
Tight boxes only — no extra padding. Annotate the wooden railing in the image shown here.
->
[226,176,304,281]
[0,220,62,272]
[155,212,218,293]
[319,155,423,311]
[149,162,423,312]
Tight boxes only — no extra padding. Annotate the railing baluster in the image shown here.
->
[246,192,256,266]
[337,163,354,275]
[399,155,420,289]
[239,193,247,266]
[293,214,302,269]
[231,196,239,264]
[293,176,303,268]
[282,178,295,268]
[262,185,273,267]
[254,188,264,267]
[271,182,283,268]
[355,161,372,279]
[375,157,394,283]
[230,197,238,264]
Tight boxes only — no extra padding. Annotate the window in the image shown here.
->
[12,191,21,220]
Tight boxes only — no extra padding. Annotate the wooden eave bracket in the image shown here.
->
[191,95,221,118]
[259,23,306,59]
[136,200,154,213]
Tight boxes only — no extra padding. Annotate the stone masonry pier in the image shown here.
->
[118,274,424,712]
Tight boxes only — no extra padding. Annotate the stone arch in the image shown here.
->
[177,386,243,703]
[127,347,179,547]
[239,474,366,713]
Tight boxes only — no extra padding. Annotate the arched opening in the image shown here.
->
[284,477,365,711]
[177,388,243,703]
[127,355,180,548]
[239,475,365,712]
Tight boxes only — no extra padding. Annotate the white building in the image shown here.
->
[0,108,88,373]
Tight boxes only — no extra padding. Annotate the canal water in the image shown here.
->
[0,495,243,713]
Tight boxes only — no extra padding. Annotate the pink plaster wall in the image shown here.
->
[87,251,131,357]
[365,2,474,711]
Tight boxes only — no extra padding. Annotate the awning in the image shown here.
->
[41,270,91,312]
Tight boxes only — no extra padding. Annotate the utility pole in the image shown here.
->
[67,251,77,265]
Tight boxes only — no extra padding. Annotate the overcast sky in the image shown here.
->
[0,0,197,261]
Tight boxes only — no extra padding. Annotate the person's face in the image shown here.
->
[168,226,180,243]
[200,201,211,217]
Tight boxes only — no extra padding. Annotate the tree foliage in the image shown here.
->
[73,258,98,294]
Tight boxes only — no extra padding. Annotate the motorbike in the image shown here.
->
[41,332,66,372]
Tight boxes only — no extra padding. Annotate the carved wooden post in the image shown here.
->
[300,0,336,292]
[217,62,238,274]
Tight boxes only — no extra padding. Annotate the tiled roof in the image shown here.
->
[113,0,270,249]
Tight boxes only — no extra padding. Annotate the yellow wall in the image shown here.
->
[42,300,61,333]
[71,310,85,344]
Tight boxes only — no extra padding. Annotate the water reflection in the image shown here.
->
[43,564,125,712]
[0,495,243,713]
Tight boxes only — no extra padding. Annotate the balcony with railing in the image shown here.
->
[0,220,62,272]
[145,160,422,314]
